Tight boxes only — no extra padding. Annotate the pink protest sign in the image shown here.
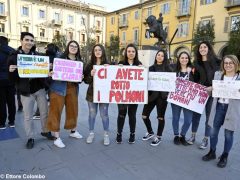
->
[167,78,209,114]
[52,58,83,82]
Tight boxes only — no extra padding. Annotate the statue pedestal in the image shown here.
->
[138,50,158,67]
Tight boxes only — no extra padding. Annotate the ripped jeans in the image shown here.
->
[87,101,109,131]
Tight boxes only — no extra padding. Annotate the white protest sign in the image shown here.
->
[148,72,176,92]
[93,65,148,104]
[52,58,83,82]
[167,78,209,114]
[212,80,240,99]
[17,54,49,78]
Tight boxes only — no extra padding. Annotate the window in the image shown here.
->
[22,26,29,32]
[39,10,45,19]
[133,29,139,44]
[177,22,189,37]
[81,34,85,42]
[68,15,74,24]
[134,11,139,20]
[200,19,211,27]
[200,0,216,5]
[54,12,60,22]
[22,6,29,16]
[147,7,152,17]
[179,0,190,15]
[111,17,115,25]
[163,24,169,33]
[122,31,126,42]
[96,20,101,28]
[96,35,100,43]
[0,2,5,15]
[161,3,170,14]
[81,17,85,25]
[0,23,5,33]
[122,14,127,23]
[54,30,60,37]
[68,32,73,41]
[231,15,240,31]
[40,29,45,37]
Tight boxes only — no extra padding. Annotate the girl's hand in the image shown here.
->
[187,67,192,73]
[91,69,96,76]
[9,65,17,72]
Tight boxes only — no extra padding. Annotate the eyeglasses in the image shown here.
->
[69,45,78,49]
[224,62,234,66]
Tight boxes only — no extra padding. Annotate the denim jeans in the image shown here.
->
[87,101,109,131]
[171,103,193,136]
[210,102,234,154]
[191,96,213,137]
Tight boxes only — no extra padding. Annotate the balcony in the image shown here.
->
[52,19,62,26]
[176,1,191,17]
[0,12,7,19]
[225,0,240,8]
[95,26,102,33]
[119,19,128,28]
[36,36,49,43]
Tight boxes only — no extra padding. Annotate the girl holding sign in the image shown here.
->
[188,41,220,149]
[202,55,240,168]
[116,43,142,144]
[141,49,171,146]
[84,44,110,146]
[47,40,83,148]
[171,52,194,146]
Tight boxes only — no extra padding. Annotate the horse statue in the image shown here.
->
[145,14,167,46]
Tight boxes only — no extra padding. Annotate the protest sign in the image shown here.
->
[148,72,176,92]
[212,80,240,99]
[93,65,148,104]
[167,78,209,114]
[52,58,83,82]
[17,54,49,78]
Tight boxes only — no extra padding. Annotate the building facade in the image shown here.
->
[0,0,106,51]
[105,0,240,59]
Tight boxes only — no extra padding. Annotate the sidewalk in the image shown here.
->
[0,84,239,180]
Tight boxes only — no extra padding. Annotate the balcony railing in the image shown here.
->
[52,19,62,26]
[225,0,240,8]
[0,12,7,18]
[176,1,191,17]
[95,26,102,32]
[119,19,128,28]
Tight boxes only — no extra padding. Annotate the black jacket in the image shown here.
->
[7,47,46,96]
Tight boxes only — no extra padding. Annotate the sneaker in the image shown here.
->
[142,133,154,141]
[217,153,228,168]
[116,133,122,144]
[41,132,56,140]
[180,136,188,146]
[173,136,181,145]
[33,115,40,120]
[202,149,216,161]
[26,138,34,149]
[86,132,94,144]
[0,125,6,130]
[54,137,65,148]
[128,133,135,144]
[8,123,15,128]
[187,135,196,145]
[151,136,162,146]
[199,138,208,149]
[103,133,110,146]
[70,131,83,139]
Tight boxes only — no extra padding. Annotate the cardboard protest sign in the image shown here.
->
[148,72,176,92]
[212,80,240,99]
[52,58,83,82]
[167,78,209,114]
[93,65,148,104]
[17,54,49,78]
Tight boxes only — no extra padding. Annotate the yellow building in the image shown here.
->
[105,0,240,59]
[195,0,240,57]
[0,0,106,51]
[106,0,196,59]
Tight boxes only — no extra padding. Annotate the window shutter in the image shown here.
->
[224,17,229,33]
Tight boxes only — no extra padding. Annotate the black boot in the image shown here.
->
[180,135,188,146]
[217,153,228,168]
[202,149,216,161]
[116,133,122,144]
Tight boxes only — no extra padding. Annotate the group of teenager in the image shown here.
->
[0,32,239,168]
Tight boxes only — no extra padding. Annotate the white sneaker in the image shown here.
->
[70,131,83,139]
[54,138,65,148]
[86,132,94,144]
[103,133,110,146]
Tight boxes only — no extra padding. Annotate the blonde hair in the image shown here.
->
[221,55,240,74]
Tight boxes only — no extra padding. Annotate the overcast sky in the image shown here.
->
[83,0,139,12]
